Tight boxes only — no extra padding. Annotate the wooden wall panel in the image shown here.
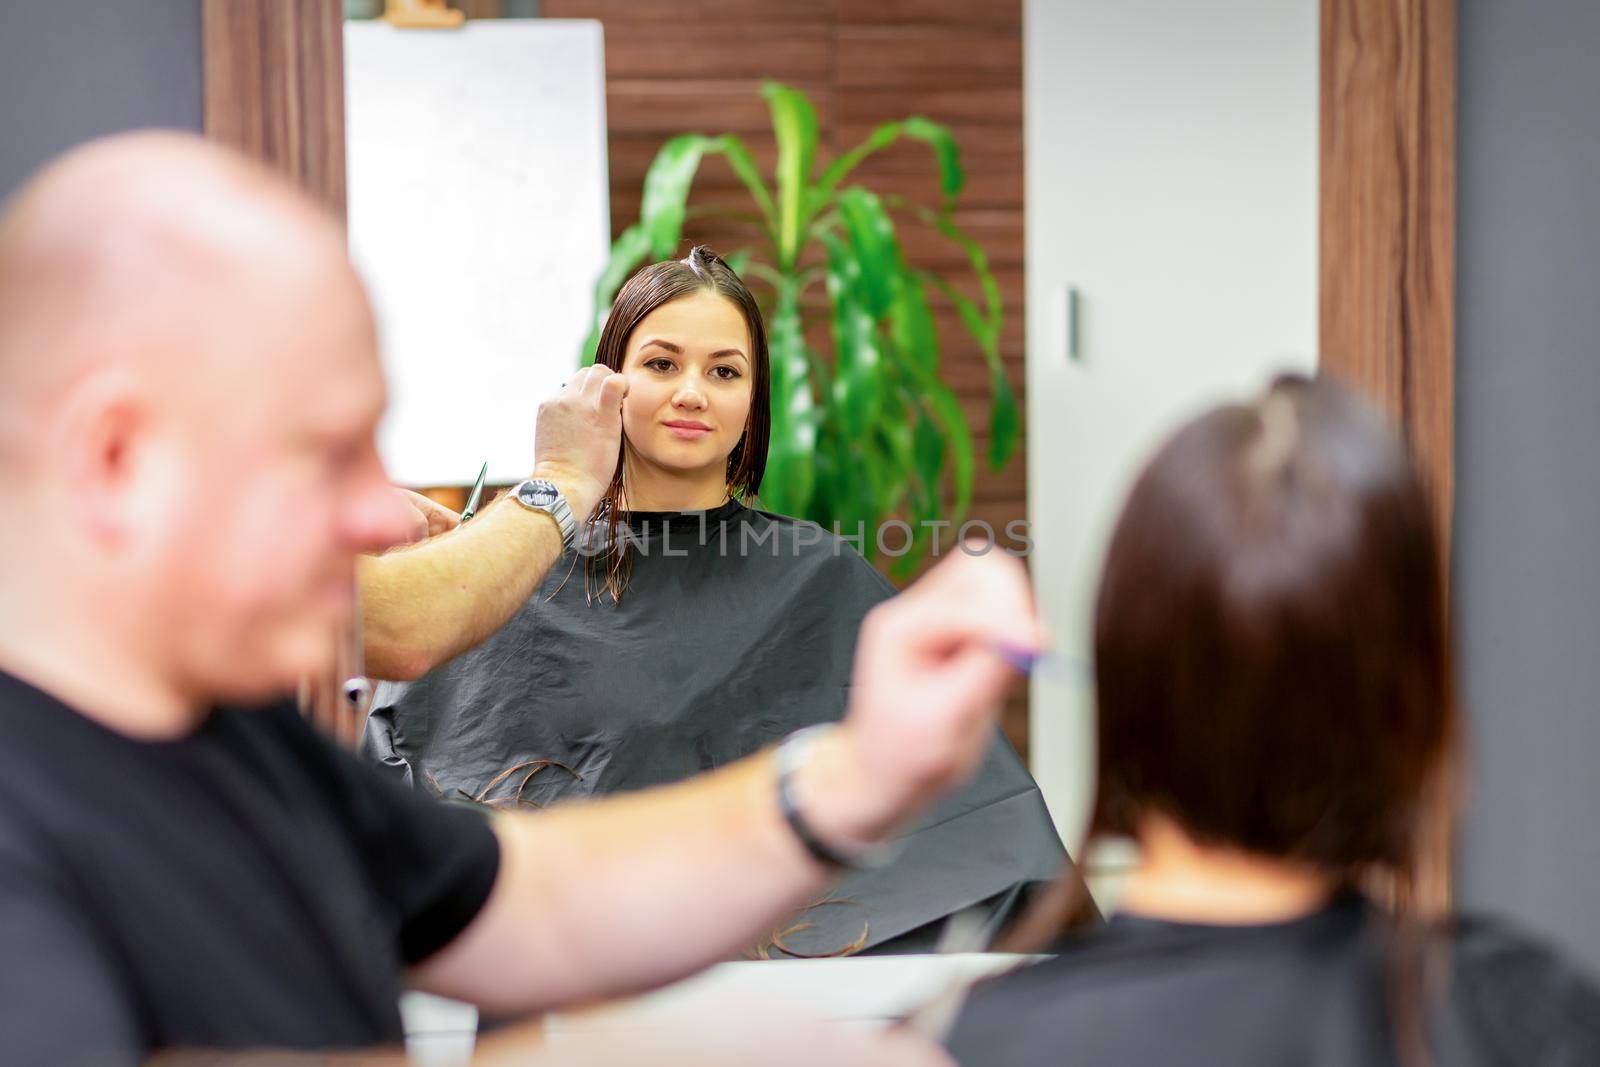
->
[202,0,347,219]
[833,29,1023,88]
[1320,0,1456,554]
[541,0,1031,754]
[834,0,1021,25]
[546,0,831,21]
[603,25,832,80]
[1321,0,1456,913]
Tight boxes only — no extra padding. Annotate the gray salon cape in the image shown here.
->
[363,499,1074,955]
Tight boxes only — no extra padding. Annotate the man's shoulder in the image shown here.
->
[0,671,123,830]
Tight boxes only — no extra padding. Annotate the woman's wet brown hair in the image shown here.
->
[581,246,770,601]
[1002,373,1457,949]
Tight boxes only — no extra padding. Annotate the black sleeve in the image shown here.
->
[0,816,143,1067]
[280,707,503,965]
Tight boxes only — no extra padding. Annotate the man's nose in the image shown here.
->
[345,463,418,555]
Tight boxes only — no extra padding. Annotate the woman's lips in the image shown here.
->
[663,420,712,439]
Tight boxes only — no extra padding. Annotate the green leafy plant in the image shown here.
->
[582,81,1018,576]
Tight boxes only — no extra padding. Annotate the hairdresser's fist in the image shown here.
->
[532,364,628,524]
[394,488,462,544]
[795,549,1041,853]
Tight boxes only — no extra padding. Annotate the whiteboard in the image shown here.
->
[344,20,610,487]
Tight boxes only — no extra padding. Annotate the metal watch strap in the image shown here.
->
[774,725,895,871]
[509,479,577,548]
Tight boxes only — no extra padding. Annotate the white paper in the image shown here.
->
[345,20,610,487]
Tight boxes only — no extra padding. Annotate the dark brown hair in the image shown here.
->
[584,246,770,600]
[1004,374,1457,949]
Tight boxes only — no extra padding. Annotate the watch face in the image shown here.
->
[521,482,560,508]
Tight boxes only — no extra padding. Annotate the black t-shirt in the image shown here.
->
[945,894,1600,1067]
[0,668,501,1066]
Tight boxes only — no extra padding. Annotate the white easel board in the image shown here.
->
[344,20,610,487]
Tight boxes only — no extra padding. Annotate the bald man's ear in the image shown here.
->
[55,371,151,547]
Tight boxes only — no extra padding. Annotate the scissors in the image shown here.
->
[459,460,490,522]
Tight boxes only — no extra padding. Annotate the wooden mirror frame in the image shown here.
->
[202,0,1459,905]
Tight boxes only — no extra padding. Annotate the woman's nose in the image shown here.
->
[672,385,708,410]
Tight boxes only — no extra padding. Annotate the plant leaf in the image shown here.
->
[818,432,885,560]
[822,230,884,439]
[813,116,964,216]
[712,134,777,238]
[835,187,904,317]
[888,272,939,378]
[933,275,995,350]
[924,383,975,523]
[917,213,1000,334]
[902,116,965,208]
[812,120,902,214]
[762,81,820,270]
[878,388,915,487]
[581,223,653,365]
[987,361,1020,469]
[640,133,714,260]
[925,269,1016,469]
[723,247,753,278]
[760,281,818,516]
[913,407,947,505]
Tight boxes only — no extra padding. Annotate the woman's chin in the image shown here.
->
[636,441,730,476]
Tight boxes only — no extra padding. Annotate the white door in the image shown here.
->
[1023,0,1319,850]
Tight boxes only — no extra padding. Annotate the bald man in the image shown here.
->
[0,133,1041,1065]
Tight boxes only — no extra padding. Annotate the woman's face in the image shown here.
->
[619,289,754,481]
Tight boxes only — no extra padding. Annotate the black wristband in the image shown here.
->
[775,728,860,870]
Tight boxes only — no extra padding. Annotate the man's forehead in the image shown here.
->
[189,267,385,445]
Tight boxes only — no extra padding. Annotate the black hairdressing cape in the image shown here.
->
[945,894,1600,1067]
[363,499,1076,955]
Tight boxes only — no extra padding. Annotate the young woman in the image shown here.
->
[365,247,1073,955]
[943,376,1600,1064]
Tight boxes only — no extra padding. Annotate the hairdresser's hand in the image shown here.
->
[394,488,462,544]
[532,364,628,524]
[796,548,1041,853]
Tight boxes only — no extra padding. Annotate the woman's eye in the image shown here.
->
[644,357,674,373]
[711,365,742,381]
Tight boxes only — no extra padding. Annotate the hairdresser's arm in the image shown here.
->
[409,549,1039,1014]
[358,366,626,681]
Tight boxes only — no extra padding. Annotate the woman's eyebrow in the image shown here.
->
[637,338,745,361]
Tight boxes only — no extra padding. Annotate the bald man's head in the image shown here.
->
[0,132,355,460]
[0,132,413,708]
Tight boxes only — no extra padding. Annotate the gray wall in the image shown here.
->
[0,0,202,198]
[1455,0,1600,971]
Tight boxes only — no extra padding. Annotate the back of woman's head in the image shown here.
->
[1093,374,1454,887]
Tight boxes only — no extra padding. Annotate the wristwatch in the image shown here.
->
[774,725,901,871]
[508,478,577,548]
